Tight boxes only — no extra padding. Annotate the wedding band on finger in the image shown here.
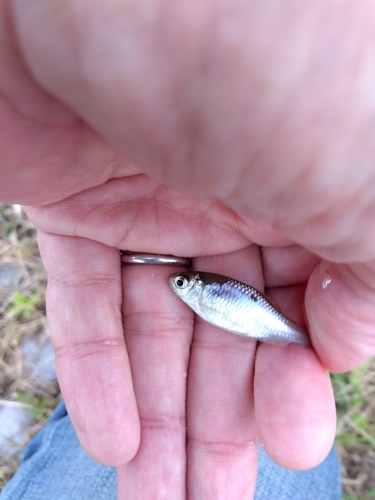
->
[121,251,191,267]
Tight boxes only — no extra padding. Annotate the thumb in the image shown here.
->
[306,259,375,372]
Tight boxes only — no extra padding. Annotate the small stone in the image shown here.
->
[22,335,57,382]
[35,340,57,382]
[0,264,23,299]
[0,401,35,459]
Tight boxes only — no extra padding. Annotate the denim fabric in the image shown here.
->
[1,402,116,500]
[1,401,341,499]
[255,445,341,500]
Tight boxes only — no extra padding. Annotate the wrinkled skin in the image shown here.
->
[2,0,375,497]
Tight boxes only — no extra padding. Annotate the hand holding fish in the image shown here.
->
[27,186,338,499]
[3,1,375,498]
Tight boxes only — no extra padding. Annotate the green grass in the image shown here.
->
[342,491,375,500]
[8,292,41,319]
[331,362,375,499]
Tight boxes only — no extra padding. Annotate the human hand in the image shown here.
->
[3,0,375,497]
[8,0,375,259]
[4,0,375,368]
[25,175,334,498]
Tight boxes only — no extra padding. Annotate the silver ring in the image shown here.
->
[121,251,191,267]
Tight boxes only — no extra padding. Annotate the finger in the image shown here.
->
[25,178,292,256]
[187,247,261,499]
[262,245,321,287]
[254,343,336,470]
[257,250,337,469]
[38,231,139,465]
[305,259,375,372]
[266,284,307,327]
[118,263,193,499]
[24,176,250,256]
[262,244,320,329]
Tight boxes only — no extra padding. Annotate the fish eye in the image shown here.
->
[174,276,189,288]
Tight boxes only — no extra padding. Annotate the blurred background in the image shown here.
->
[0,202,374,499]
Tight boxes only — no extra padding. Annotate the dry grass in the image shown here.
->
[334,362,375,499]
[0,203,59,488]
[0,202,375,499]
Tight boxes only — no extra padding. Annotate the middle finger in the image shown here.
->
[118,263,193,499]
[187,247,262,499]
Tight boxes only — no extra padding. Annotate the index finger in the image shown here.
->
[37,231,140,465]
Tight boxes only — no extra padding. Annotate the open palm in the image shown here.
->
[25,175,335,498]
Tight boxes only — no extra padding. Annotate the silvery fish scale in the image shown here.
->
[168,272,310,346]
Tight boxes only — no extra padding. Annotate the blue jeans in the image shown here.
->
[1,401,341,499]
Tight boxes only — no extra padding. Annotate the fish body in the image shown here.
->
[168,271,310,347]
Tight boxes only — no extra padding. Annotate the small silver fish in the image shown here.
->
[168,271,310,347]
